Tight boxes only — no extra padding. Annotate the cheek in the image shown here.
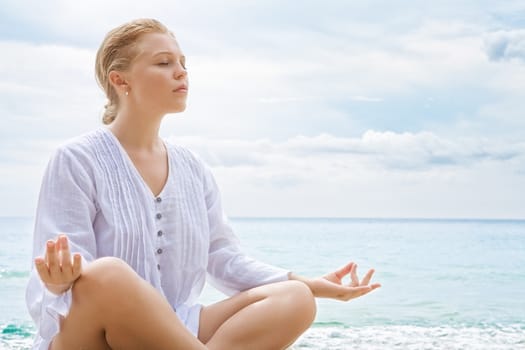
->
[141,71,165,86]
[135,72,171,95]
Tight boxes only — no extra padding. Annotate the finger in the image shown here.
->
[350,263,359,286]
[356,284,381,297]
[59,235,72,273]
[72,253,82,279]
[337,285,373,300]
[337,261,354,278]
[361,269,375,286]
[356,283,381,295]
[371,283,381,290]
[34,257,50,281]
[338,283,381,300]
[335,262,354,280]
[46,240,59,275]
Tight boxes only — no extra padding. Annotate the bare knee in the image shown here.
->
[280,280,317,327]
[72,257,138,304]
[86,257,135,281]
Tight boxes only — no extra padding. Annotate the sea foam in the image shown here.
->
[291,325,525,349]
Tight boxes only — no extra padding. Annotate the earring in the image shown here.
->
[125,90,129,96]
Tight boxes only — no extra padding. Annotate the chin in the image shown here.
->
[168,103,187,114]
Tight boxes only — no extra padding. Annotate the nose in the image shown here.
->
[173,63,187,80]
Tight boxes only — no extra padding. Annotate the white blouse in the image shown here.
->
[25,127,289,350]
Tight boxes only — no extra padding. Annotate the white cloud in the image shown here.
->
[1,1,524,218]
[170,130,525,172]
[350,96,383,103]
[164,131,525,219]
[484,30,525,63]
[3,10,524,139]
[0,40,102,141]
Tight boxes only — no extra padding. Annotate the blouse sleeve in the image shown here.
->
[25,144,98,344]
[203,163,289,296]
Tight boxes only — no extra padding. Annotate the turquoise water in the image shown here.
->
[1,217,524,349]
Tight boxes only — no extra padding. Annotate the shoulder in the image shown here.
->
[48,129,107,173]
[55,128,105,155]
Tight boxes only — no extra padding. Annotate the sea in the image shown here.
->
[0,217,524,349]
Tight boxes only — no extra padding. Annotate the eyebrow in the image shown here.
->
[152,51,184,59]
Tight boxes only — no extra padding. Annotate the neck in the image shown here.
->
[108,105,164,151]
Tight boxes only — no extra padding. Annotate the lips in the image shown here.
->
[173,85,188,93]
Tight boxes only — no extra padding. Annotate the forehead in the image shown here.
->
[135,32,182,57]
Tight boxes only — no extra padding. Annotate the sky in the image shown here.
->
[0,0,524,219]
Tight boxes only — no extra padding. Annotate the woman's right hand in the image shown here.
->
[34,235,82,295]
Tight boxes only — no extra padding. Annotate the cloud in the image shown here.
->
[166,131,525,219]
[350,96,383,102]
[170,131,525,172]
[0,40,104,143]
[484,30,525,63]
[2,12,525,141]
[1,1,525,218]
[258,96,315,104]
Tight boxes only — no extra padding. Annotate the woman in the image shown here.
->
[26,18,380,350]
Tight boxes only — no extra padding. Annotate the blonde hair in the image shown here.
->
[95,18,173,124]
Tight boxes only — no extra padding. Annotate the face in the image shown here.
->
[125,32,188,115]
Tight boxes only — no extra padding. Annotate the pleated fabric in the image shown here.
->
[25,128,289,350]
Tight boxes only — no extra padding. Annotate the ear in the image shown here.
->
[108,70,129,95]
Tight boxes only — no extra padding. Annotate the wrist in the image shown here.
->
[288,272,302,281]
[45,282,73,295]
[288,272,315,292]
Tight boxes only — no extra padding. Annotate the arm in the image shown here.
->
[26,144,98,339]
[197,155,380,299]
[202,164,289,295]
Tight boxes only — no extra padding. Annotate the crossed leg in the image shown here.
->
[50,257,206,350]
[200,280,317,350]
[50,257,316,350]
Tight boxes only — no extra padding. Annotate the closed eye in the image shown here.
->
[156,59,186,69]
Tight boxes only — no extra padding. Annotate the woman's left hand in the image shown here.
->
[290,262,381,301]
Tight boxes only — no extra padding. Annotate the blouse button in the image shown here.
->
[156,197,162,203]
[157,248,163,254]
[156,213,162,220]
[157,264,161,270]
[157,230,163,237]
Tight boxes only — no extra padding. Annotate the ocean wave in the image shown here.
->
[2,324,524,350]
[290,325,525,349]
[0,269,29,280]
[0,323,34,350]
